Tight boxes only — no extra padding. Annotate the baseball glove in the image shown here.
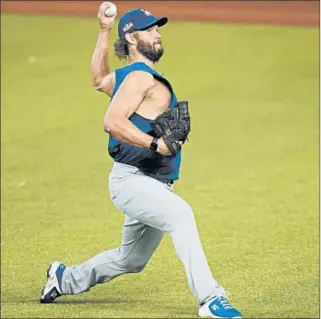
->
[150,101,191,155]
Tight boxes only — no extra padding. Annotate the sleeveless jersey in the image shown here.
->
[108,62,181,181]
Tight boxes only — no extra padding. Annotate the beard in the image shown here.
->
[136,39,164,62]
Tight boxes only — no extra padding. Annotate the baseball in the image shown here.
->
[104,3,117,17]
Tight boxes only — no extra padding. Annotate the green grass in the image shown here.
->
[1,13,319,318]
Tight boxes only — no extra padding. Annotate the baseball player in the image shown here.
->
[40,2,242,318]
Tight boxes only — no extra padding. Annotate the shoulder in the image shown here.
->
[122,70,155,90]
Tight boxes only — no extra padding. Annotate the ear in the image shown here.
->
[125,33,136,45]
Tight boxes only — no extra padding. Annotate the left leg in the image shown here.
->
[40,215,163,302]
[61,216,164,295]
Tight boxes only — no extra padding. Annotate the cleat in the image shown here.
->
[198,294,242,318]
[39,261,66,303]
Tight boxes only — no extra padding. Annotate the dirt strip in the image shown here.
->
[1,1,319,27]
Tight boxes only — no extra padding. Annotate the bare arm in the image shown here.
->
[103,71,169,154]
[91,2,116,96]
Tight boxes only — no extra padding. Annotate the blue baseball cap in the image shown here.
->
[118,8,168,39]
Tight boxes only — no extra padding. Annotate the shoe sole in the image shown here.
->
[199,316,242,318]
[198,310,242,318]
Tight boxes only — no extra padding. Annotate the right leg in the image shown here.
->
[109,165,242,318]
[109,163,226,305]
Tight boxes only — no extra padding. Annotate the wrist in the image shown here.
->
[157,138,169,154]
[149,137,159,151]
[99,28,111,34]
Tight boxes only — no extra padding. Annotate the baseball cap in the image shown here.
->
[118,8,168,39]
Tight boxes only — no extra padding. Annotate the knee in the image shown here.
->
[126,256,148,273]
[168,203,197,233]
[183,203,194,219]
[176,202,195,224]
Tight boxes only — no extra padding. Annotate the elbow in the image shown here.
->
[91,74,103,89]
[92,79,101,90]
[103,116,120,135]
[103,118,113,134]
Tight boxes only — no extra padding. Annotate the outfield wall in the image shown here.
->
[1,1,319,26]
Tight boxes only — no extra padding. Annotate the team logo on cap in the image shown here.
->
[141,9,152,16]
[123,22,134,32]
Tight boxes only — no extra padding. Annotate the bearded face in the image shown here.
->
[133,30,164,62]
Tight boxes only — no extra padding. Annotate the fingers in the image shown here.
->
[97,2,116,19]
[98,2,112,14]
[97,1,117,31]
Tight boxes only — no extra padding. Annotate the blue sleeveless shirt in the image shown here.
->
[108,62,181,181]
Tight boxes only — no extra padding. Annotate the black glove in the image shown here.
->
[150,101,191,155]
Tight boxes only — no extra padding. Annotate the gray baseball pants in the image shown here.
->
[61,162,225,304]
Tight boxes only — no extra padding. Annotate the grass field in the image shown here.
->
[1,13,319,318]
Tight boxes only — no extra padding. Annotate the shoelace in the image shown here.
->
[213,295,233,310]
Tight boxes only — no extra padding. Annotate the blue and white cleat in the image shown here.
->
[198,295,242,318]
[40,261,66,303]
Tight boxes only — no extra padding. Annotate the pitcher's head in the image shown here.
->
[114,8,168,62]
